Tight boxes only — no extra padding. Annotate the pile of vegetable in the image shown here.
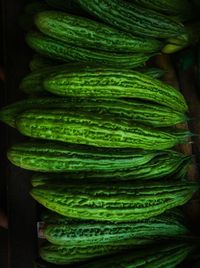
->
[1,0,200,267]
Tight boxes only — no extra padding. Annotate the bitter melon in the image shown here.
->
[26,31,151,68]
[15,110,190,149]
[77,0,186,38]
[43,68,188,112]
[79,242,193,268]
[43,210,188,247]
[31,180,197,222]
[0,97,187,128]
[35,11,162,53]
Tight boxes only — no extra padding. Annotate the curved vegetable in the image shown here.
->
[77,0,186,38]
[31,180,197,222]
[0,97,187,128]
[35,11,162,53]
[43,68,188,112]
[26,31,151,68]
[15,110,190,149]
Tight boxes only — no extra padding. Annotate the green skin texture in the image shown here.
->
[41,208,186,225]
[40,242,132,265]
[7,141,160,173]
[20,63,89,95]
[132,0,192,15]
[34,11,163,53]
[0,97,187,129]
[15,109,190,150]
[8,141,191,180]
[20,64,166,95]
[77,0,186,38]
[26,31,151,68]
[43,211,188,247]
[31,181,197,222]
[78,242,193,268]
[43,68,188,112]
[28,153,191,181]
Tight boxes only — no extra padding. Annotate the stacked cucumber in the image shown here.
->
[1,0,199,267]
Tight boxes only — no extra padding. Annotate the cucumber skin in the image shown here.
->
[26,31,151,68]
[35,10,162,53]
[31,180,197,222]
[43,68,188,112]
[0,97,187,128]
[15,109,190,150]
[7,141,191,180]
[79,242,193,268]
[78,0,186,38]
[43,210,188,247]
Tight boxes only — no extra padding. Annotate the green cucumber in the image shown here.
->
[7,141,160,173]
[31,180,197,222]
[15,110,190,149]
[77,0,186,38]
[43,210,188,247]
[26,31,151,68]
[0,97,187,128]
[35,11,162,53]
[43,68,188,112]
[79,242,193,268]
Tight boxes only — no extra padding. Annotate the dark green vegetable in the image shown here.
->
[35,11,162,53]
[31,180,197,222]
[26,31,151,68]
[77,0,186,38]
[43,210,188,247]
[43,68,188,112]
[79,242,193,268]
[15,109,190,149]
[0,97,187,128]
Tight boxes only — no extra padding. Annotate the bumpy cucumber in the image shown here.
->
[40,242,132,265]
[133,0,192,16]
[20,65,166,95]
[28,153,191,182]
[77,0,186,38]
[26,31,151,68]
[43,68,188,112]
[43,210,188,247]
[79,242,193,268]
[31,180,197,222]
[7,141,191,179]
[35,11,162,53]
[0,97,187,128]
[7,141,159,173]
[15,109,190,149]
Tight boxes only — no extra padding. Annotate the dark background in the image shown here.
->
[0,1,199,268]
[1,1,37,267]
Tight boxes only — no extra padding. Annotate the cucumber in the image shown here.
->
[15,109,190,149]
[31,180,197,222]
[35,11,162,53]
[77,0,186,38]
[79,242,193,268]
[0,97,187,128]
[26,31,151,68]
[43,68,188,112]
